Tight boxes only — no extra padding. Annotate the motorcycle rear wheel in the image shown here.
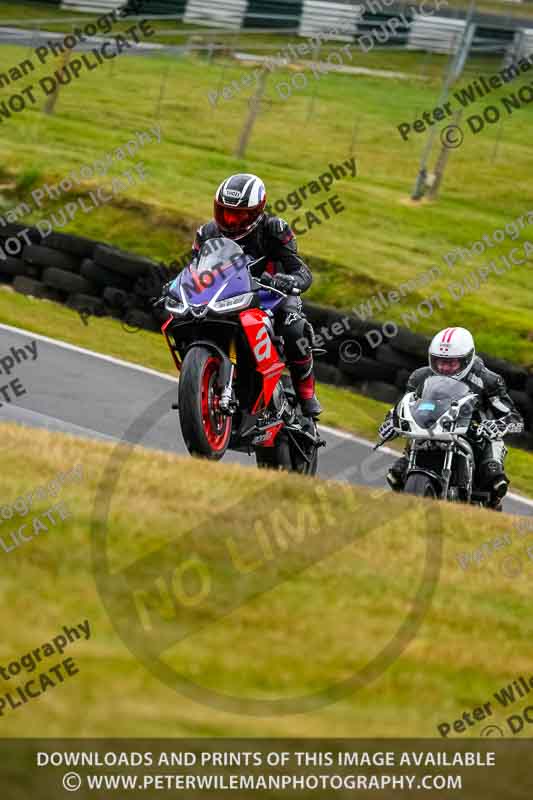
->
[255,430,318,475]
[404,473,437,498]
[179,347,231,460]
[255,436,292,471]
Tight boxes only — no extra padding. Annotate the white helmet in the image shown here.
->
[428,327,475,380]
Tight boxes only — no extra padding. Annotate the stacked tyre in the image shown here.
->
[85,245,163,332]
[0,227,168,334]
[0,224,43,296]
[30,242,88,305]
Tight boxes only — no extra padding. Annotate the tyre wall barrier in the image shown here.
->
[0,224,171,334]
[2,222,531,449]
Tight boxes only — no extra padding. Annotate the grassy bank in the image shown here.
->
[0,421,532,739]
[0,31,531,365]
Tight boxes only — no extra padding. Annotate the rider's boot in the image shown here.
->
[387,454,409,492]
[487,472,509,509]
[479,445,509,509]
[290,356,322,418]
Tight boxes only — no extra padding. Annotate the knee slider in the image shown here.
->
[486,460,504,477]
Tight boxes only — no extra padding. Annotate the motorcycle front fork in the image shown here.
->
[408,444,473,501]
[441,449,454,499]
[219,364,235,414]
[219,337,237,416]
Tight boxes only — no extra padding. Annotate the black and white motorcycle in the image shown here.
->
[375,376,493,505]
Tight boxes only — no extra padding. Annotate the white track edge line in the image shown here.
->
[0,322,177,383]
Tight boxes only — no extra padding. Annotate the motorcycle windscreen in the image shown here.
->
[172,237,253,304]
[196,237,243,272]
[411,376,473,428]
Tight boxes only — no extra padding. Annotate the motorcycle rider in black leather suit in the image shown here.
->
[380,327,523,509]
[189,172,321,418]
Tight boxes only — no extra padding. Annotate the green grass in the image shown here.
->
[0,8,530,487]
[0,5,531,754]
[0,31,532,365]
[0,420,532,747]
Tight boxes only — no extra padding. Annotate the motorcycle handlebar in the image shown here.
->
[254,280,301,297]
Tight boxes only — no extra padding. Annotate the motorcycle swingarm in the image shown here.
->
[285,423,326,450]
[284,429,323,465]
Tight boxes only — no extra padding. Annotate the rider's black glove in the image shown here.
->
[476,419,508,441]
[378,411,397,442]
[270,273,298,294]
[259,271,273,287]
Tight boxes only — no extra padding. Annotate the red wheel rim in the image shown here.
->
[200,357,231,451]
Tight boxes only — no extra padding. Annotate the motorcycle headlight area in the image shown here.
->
[211,292,253,313]
[165,296,187,315]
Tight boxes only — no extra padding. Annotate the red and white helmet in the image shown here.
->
[429,327,475,380]
[214,173,266,240]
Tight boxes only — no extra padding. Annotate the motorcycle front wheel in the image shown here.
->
[404,473,437,498]
[178,346,232,460]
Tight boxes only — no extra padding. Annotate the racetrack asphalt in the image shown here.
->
[1,322,531,518]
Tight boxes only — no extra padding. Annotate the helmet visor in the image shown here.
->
[214,200,263,236]
[430,352,472,377]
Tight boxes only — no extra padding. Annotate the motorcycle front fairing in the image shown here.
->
[394,377,480,501]
[239,308,285,415]
[166,244,254,318]
[162,239,257,373]
[165,237,287,320]
[161,238,290,447]
[396,377,478,440]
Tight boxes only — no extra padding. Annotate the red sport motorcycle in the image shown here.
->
[157,237,324,474]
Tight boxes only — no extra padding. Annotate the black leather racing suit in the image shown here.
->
[388,357,524,505]
[192,215,318,405]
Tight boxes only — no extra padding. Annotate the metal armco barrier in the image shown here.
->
[299,0,362,39]
[243,0,302,29]
[58,0,533,55]
[407,15,466,53]
[60,0,123,10]
[184,0,248,28]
